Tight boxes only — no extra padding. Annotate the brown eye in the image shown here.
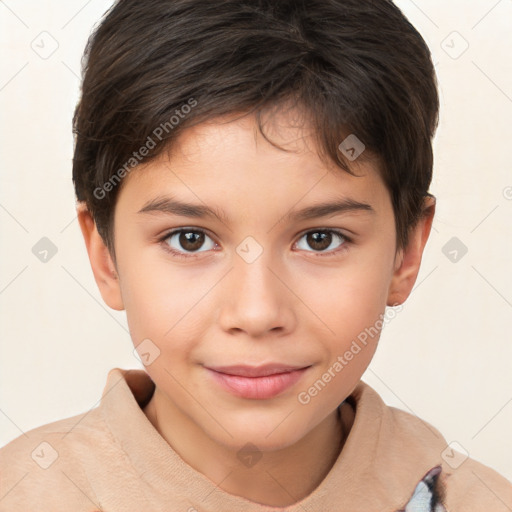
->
[164,229,215,254]
[296,230,348,254]
[179,231,205,251]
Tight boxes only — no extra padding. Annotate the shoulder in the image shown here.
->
[0,407,112,510]
[352,382,512,511]
[388,402,512,511]
[439,452,512,511]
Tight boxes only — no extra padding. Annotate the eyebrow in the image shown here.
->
[137,195,375,223]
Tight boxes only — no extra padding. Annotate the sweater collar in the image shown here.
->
[100,367,442,511]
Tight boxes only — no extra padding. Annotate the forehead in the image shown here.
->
[117,110,389,214]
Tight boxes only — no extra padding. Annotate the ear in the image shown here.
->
[76,202,124,311]
[387,195,436,306]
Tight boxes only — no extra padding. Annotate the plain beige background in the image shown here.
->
[1,0,511,484]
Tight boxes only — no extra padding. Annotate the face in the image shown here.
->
[104,110,405,452]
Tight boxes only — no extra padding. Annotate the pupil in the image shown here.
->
[180,231,204,251]
[308,231,331,251]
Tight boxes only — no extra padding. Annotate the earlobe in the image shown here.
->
[386,196,436,307]
[76,202,125,311]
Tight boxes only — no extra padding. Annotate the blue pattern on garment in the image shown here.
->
[398,465,447,512]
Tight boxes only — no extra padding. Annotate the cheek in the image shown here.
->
[117,253,176,338]
[306,250,392,322]
[297,250,392,377]
[119,255,213,361]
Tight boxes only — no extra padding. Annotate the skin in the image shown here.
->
[77,108,435,507]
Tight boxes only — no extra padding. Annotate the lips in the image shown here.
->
[206,364,308,377]
[205,363,311,400]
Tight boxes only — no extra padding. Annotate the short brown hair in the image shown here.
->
[72,0,439,259]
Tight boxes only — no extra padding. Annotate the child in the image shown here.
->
[1,0,511,510]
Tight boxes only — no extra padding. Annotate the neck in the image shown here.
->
[143,391,353,507]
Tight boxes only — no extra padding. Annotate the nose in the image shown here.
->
[217,250,297,339]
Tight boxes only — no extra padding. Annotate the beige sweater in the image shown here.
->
[0,367,511,511]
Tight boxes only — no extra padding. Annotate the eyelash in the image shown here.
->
[158,227,353,260]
